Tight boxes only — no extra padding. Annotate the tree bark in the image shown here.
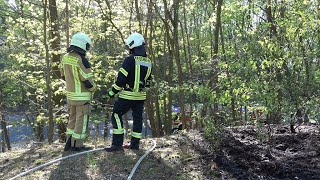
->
[1,113,11,152]
[183,0,193,76]
[146,95,159,137]
[165,2,174,135]
[147,5,162,136]
[1,117,5,152]
[49,0,64,142]
[66,0,70,47]
[49,0,61,79]
[44,0,54,144]
[211,0,223,115]
[134,0,142,32]
[173,0,186,129]
[266,0,277,37]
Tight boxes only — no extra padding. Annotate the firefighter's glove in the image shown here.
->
[108,89,115,98]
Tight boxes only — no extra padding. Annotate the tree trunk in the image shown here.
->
[172,0,186,130]
[134,0,142,32]
[44,0,54,144]
[162,0,174,135]
[49,0,61,79]
[146,95,159,137]
[211,0,223,114]
[37,120,45,142]
[180,20,189,75]
[1,113,11,152]
[266,0,277,37]
[1,119,5,152]
[49,0,63,142]
[66,0,70,47]
[147,8,162,136]
[183,0,193,76]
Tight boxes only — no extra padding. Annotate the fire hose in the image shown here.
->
[9,139,157,180]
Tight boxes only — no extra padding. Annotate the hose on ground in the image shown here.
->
[9,139,157,180]
[9,148,105,180]
[127,139,157,180]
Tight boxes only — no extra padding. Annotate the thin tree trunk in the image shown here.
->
[1,118,5,152]
[49,0,64,142]
[179,21,189,75]
[172,0,186,129]
[37,120,45,142]
[1,113,11,151]
[147,7,162,136]
[183,0,193,76]
[134,0,142,32]
[162,0,174,135]
[146,95,159,137]
[211,0,223,114]
[66,0,70,47]
[49,0,61,79]
[44,0,54,144]
[162,50,168,134]
[266,0,277,37]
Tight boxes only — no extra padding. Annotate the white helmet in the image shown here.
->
[125,33,145,49]
[70,32,92,51]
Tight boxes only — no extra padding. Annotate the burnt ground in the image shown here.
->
[215,125,320,180]
[0,125,319,180]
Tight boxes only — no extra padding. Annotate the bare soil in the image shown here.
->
[216,125,320,180]
[0,125,319,180]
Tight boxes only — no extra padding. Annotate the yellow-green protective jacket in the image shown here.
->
[60,49,96,105]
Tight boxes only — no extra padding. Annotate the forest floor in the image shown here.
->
[0,124,319,180]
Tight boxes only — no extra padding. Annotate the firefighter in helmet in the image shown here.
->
[60,32,96,151]
[105,33,152,152]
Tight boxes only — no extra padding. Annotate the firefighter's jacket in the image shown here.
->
[60,46,96,105]
[109,45,152,100]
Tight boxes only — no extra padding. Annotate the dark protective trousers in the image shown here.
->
[111,98,144,148]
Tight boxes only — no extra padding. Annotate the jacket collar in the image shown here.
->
[130,45,147,57]
[67,45,86,56]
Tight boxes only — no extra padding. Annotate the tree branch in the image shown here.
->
[96,0,125,44]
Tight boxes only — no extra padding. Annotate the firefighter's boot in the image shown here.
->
[105,145,124,152]
[70,139,92,151]
[71,146,93,151]
[129,137,140,150]
[64,135,72,151]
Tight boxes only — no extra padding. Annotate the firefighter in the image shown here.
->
[60,32,96,151]
[105,33,152,152]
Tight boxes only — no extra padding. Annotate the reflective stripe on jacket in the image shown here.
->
[110,54,152,100]
[60,51,96,105]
